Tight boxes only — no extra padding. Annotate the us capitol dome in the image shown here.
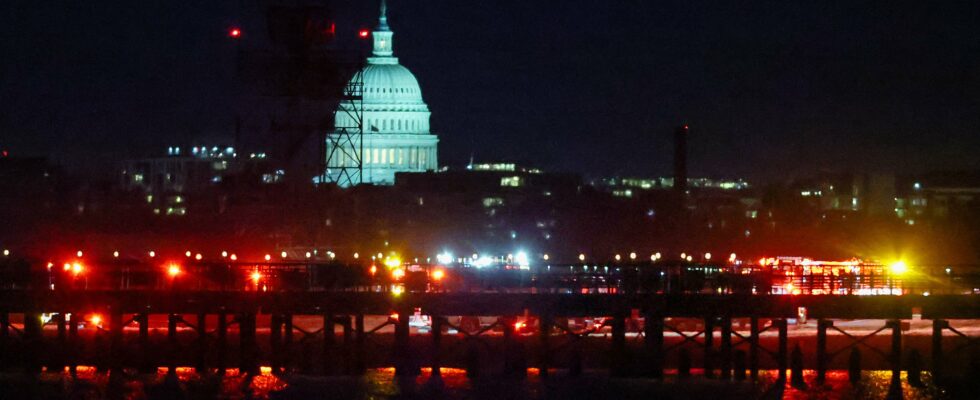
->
[325,0,438,186]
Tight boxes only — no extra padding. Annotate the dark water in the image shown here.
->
[0,367,956,399]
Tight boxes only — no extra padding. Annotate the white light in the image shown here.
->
[686,255,693,262]
[281,251,288,259]
[515,251,529,267]
[704,253,712,260]
[629,252,637,260]
[474,256,494,268]
[76,250,84,258]
[113,251,119,258]
[680,252,686,259]
[148,251,156,258]
[543,254,550,261]
[436,252,453,265]
[655,252,662,259]
[221,251,228,258]
[305,252,312,258]
[2,249,9,257]
[578,253,586,262]
[615,254,621,261]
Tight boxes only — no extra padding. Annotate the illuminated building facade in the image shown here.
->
[325,1,439,186]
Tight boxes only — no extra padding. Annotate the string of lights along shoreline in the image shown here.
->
[325,0,439,186]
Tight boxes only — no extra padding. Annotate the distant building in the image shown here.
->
[121,145,275,216]
[324,1,439,186]
[895,171,980,224]
[595,176,750,198]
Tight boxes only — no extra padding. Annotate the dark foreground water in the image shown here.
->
[0,367,964,399]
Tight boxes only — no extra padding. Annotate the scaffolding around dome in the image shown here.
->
[323,0,439,187]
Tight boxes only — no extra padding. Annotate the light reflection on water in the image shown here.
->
[0,366,949,399]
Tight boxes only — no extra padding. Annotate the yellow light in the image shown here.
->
[889,261,909,275]
[2,249,8,257]
[89,314,102,327]
[629,252,637,260]
[384,257,401,268]
[305,252,312,258]
[431,269,445,281]
[250,270,262,283]
[369,265,377,275]
[72,262,83,275]
[543,254,550,261]
[377,252,383,259]
[704,253,712,260]
[281,251,287,259]
[167,264,181,277]
[63,263,71,271]
[353,252,359,259]
[615,254,621,261]
[391,285,404,296]
[392,268,406,280]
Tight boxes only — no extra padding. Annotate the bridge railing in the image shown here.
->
[0,258,977,295]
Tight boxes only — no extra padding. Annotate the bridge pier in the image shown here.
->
[109,311,124,377]
[216,313,227,375]
[0,313,8,369]
[321,313,334,375]
[138,313,153,373]
[54,313,67,371]
[644,311,664,379]
[720,316,732,379]
[394,308,418,376]
[888,319,902,384]
[749,316,759,380]
[23,311,42,373]
[817,319,831,384]
[610,312,627,377]
[354,314,365,375]
[68,313,78,377]
[704,316,714,378]
[932,319,945,383]
[283,314,293,373]
[270,313,282,374]
[239,313,258,375]
[167,313,179,375]
[195,313,207,374]
[342,316,354,375]
[777,319,788,382]
[432,316,443,377]
[538,313,550,378]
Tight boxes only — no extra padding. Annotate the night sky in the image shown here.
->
[1,1,979,181]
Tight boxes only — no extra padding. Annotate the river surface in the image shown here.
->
[0,367,965,399]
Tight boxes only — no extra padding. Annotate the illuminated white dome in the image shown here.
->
[325,0,439,186]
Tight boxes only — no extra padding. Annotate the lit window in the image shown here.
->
[381,148,387,164]
[501,176,523,187]
[389,149,395,165]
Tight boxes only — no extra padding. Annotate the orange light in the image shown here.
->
[389,313,399,321]
[514,321,526,331]
[391,268,405,280]
[71,262,83,275]
[63,263,71,271]
[250,270,262,284]
[369,265,377,275]
[89,314,102,327]
[167,264,181,277]
[431,269,445,281]
[358,29,370,38]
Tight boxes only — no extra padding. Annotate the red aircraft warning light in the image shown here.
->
[229,28,242,38]
[358,29,370,38]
